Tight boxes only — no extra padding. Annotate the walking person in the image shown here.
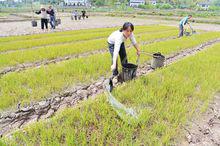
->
[72,10,78,20]
[107,22,141,76]
[47,6,56,29]
[81,9,86,19]
[179,15,193,37]
[36,7,48,31]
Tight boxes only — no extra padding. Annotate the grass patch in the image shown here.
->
[0,30,178,70]
[0,25,175,52]
[0,32,219,110]
[3,41,220,145]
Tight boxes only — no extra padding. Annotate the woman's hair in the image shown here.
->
[120,22,134,32]
[41,8,46,11]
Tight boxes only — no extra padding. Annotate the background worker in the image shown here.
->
[36,7,49,31]
[47,6,56,29]
[81,9,86,19]
[72,10,78,20]
[179,15,193,37]
[107,22,141,76]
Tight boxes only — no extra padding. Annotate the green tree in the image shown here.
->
[212,0,220,6]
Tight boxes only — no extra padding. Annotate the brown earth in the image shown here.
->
[178,93,220,146]
[0,15,220,37]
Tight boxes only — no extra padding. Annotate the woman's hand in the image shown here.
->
[111,64,116,71]
[137,49,141,56]
[134,44,141,56]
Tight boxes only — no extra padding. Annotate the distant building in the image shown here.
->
[64,0,89,6]
[14,0,22,2]
[129,0,145,7]
[149,0,157,5]
[197,0,212,10]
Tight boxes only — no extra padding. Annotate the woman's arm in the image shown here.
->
[46,10,50,15]
[134,43,141,56]
[111,40,122,71]
[130,34,140,56]
[35,10,41,14]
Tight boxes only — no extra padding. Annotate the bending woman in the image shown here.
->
[107,22,141,76]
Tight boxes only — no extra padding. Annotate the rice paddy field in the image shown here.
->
[0,24,220,145]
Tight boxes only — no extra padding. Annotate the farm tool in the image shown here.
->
[184,24,196,36]
[106,51,165,92]
[140,51,165,69]
[104,52,166,122]
[104,56,140,122]
[104,81,139,121]
[108,55,140,92]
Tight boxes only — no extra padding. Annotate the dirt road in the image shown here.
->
[0,16,220,37]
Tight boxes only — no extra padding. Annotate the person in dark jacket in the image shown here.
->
[47,6,56,29]
[35,7,48,31]
[81,9,86,19]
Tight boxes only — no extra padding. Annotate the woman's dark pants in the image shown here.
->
[108,42,127,76]
[41,18,48,30]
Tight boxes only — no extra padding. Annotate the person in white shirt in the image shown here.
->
[72,10,78,20]
[36,7,49,31]
[107,22,141,76]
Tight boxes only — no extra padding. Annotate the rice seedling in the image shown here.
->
[2,42,220,145]
[0,30,178,70]
[0,25,176,52]
[0,25,174,43]
[0,32,218,110]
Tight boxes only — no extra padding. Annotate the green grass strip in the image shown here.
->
[3,40,220,146]
[0,25,173,43]
[0,26,175,52]
[0,32,219,110]
[0,27,117,43]
[0,30,178,70]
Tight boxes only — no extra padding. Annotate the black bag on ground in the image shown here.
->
[121,63,138,82]
[32,20,37,27]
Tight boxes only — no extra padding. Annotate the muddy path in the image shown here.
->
[1,38,220,137]
[178,93,220,146]
[0,36,176,77]
[0,16,220,37]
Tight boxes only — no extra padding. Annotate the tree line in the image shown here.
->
[91,0,220,8]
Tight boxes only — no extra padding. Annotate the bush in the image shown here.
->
[158,3,173,9]
[138,4,155,9]
[209,6,220,11]
[138,4,146,9]
[94,0,105,6]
